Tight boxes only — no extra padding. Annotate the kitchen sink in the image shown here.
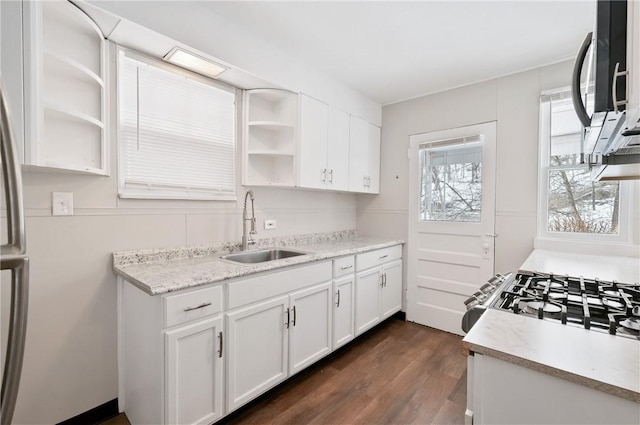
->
[220,248,308,264]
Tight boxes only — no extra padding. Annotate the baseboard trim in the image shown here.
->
[57,399,118,425]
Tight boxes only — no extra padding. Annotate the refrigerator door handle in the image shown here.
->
[1,78,30,425]
[571,32,593,128]
[1,79,26,256]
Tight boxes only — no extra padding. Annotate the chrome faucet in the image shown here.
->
[242,190,257,250]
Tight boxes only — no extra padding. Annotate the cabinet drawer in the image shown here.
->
[356,245,402,271]
[164,285,223,328]
[333,256,355,278]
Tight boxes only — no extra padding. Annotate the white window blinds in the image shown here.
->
[118,49,236,200]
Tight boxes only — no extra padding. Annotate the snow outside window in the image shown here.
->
[419,136,483,222]
[538,88,631,242]
[118,48,237,200]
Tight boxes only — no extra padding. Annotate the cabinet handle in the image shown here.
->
[340,264,353,270]
[322,168,327,183]
[336,290,341,307]
[379,254,389,259]
[285,308,290,328]
[329,169,333,183]
[292,305,297,327]
[383,273,387,287]
[380,273,384,287]
[183,302,211,312]
[218,332,223,358]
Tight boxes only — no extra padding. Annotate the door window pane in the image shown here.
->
[419,140,482,222]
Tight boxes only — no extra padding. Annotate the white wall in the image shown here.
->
[357,60,640,279]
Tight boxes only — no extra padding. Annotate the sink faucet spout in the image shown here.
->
[242,190,256,250]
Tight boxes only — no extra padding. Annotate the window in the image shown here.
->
[419,136,483,222]
[538,89,631,242]
[118,48,236,200]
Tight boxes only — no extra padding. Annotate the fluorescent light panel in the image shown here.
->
[164,47,227,79]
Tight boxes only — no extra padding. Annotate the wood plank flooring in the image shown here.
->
[222,319,467,425]
[102,319,467,425]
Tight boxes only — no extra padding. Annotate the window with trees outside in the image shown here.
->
[539,89,630,241]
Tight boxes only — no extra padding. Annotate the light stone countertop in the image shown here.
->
[462,309,640,403]
[113,235,404,295]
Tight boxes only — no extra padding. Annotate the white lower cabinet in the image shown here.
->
[119,245,403,425]
[289,282,333,374]
[165,316,224,425]
[226,281,332,412]
[355,247,403,336]
[226,296,289,413]
[333,274,355,349]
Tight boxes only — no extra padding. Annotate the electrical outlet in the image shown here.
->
[264,219,276,230]
[52,192,73,216]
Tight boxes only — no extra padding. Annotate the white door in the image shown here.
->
[333,274,355,349]
[165,316,224,425]
[380,259,403,320]
[289,282,332,375]
[407,122,497,335]
[348,115,369,192]
[354,267,381,336]
[225,295,289,412]
[367,123,381,193]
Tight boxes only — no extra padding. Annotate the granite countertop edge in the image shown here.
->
[113,237,404,296]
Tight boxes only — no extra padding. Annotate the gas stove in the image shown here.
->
[462,271,640,340]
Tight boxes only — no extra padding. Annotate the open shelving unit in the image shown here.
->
[23,0,108,175]
[243,89,298,186]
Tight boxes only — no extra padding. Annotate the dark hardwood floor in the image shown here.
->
[222,319,467,425]
[102,319,467,425]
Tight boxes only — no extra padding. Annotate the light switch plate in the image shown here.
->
[52,192,73,216]
[264,219,276,230]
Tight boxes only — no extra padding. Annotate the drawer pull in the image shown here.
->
[340,265,353,270]
[379,254,389,259]
[183,302,212,312]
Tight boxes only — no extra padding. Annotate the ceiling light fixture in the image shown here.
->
[164,47,227,79]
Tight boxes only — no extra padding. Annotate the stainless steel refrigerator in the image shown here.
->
[1,79,29,424]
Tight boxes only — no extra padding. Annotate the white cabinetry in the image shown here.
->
[226,295,289,412]
[225,262,332,412]
[332,256,356,349]
[165,316,224,425]
[354,246,403,335]
[1,0,108,174]
[243,89,298,187]
[348,116,381,193]
[297,95,351,191]
[119,281,224,425]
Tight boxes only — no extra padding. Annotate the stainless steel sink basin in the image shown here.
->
[220,248,308,264]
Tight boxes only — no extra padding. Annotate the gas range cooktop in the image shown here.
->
[463,271,640,340]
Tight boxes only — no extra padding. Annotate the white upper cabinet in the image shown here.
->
[348,116,381,194]
[298,94,329,190]
[297,95,352,191]
[242,89,298,187]
[6,0,109,174]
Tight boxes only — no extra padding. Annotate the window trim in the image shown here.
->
[116,46,238,201]
[537,87,633,244]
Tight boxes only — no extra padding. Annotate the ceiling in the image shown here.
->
[198,1,596,105]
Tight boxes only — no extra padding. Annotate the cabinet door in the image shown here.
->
[380,259,403,320]
[226,295,289,412]
[289,281,332,375]
[348,115,369,192]
[165,316,224,425]
[327,107,350,191]
[368,124,381,194]
[354,267,382,336]
[298,94,329,189]
[333,275,355,349]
